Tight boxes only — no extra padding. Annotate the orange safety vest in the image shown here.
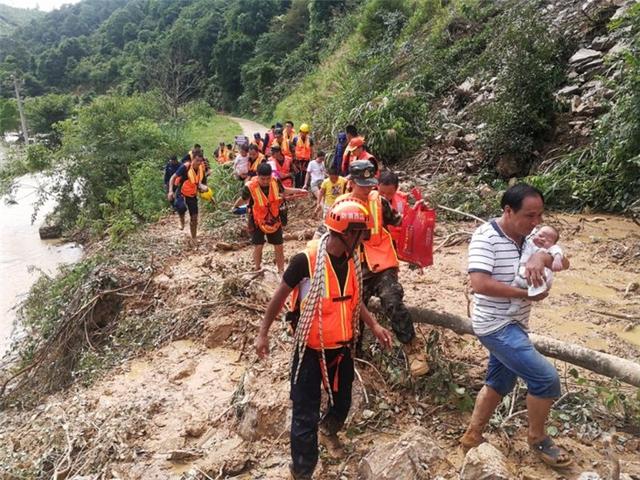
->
[289,241,359,350]
[294,135,312,161]
[273,137,292,157]
[342,149,379,178]
[284,128,295,144]
[180,162,205,197]
[248,177,282,234]
[249,153,265,174]
[270,156,293,188]
[217,146,230,164]
[265,132,275,155]
[250,139,264,152]
[386,191,408,245]
[363,190,399,272]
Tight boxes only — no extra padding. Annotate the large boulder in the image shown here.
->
[358,426,446,480]
[460,443,512,480]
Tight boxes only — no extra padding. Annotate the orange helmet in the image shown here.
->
[325,198,372,234]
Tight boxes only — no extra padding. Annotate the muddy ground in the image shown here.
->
[0,201,639,480]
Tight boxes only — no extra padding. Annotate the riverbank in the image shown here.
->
[0,201,638,479]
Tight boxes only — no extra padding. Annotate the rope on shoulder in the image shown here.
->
[291,232,363,406]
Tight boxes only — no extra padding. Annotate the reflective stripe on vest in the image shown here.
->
[294,135,311,161]
[289,241,358,350]
[248,177,282,234]
[180,162,205,197]
[249,153,265,173]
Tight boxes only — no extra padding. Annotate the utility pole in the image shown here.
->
[11,74,29,143]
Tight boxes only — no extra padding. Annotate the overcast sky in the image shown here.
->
[0,0,82,11]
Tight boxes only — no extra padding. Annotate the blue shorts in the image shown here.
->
[478,323,561,399]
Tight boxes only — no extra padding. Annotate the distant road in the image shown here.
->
[229,116,269,139]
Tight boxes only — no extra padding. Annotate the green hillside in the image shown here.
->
[0,4,44,35]
[0,0,638,214]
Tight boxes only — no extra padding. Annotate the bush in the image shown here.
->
[478,5,568,175]
[24,93,76,143]
[0,97,19,134]
[358,0,409,45]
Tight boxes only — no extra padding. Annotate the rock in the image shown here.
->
[38,223,62,240]
[460,443,512,480]
[184,422,206,438]
[203,316,236,348]
[590,35,615,51]
[577,473,602,480]
[569,48,602,64]
[607,41,630,57]
[358,426,446,480]
[495,154,523,178]
[237,372,288,441]
[463,133,478,144]
[170,360,196,382]
[576,58,605,75]
[556,85,581,96]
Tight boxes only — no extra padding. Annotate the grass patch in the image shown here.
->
[182,114,242,159]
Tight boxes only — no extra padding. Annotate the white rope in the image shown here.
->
[291,232,363,407]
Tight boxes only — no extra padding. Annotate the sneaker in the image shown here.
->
[402,337,429,377]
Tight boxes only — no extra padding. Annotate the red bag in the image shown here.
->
[397,188,436,267]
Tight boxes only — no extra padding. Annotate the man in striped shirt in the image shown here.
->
[460,184,572,468]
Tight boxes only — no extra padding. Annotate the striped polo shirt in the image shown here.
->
[468,220,531,335]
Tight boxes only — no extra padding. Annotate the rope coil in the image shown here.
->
[291,232,363,406]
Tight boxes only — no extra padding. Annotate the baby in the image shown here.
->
[507,225,566,313]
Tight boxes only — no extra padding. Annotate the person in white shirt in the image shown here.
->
[304,151,327,202]
[233,144,250,181]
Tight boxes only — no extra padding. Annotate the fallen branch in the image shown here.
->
[408,307,640,388]
[589,309,639,321]
[437,205,487,224]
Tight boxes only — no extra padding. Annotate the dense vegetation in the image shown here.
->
[0,4,44,35]
[0,0,638,218]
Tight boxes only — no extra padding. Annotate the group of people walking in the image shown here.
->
[163,122,573,479]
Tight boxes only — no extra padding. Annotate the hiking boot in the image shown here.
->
[289,463,313,480]
[402,337,429,377]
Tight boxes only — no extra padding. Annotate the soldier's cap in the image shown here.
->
[348,160,378,187]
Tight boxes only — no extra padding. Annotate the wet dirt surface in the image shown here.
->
[1,205,639,479]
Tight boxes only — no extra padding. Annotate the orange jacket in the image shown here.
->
[272,137,292,157]
[270,156,293,188]
[342,150,379,178]
[249,153,265,174]
[294,135,312,161]
[217,146,230,164]
[180,162,205,197]
[364,190,399,272]
[289,241,359,350]
[387,191,409,245]
[248,177,282,234]
[250,139,264,152]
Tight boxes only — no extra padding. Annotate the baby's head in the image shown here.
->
[532,225,559,249]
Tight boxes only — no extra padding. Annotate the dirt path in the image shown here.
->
[228,116,269,139]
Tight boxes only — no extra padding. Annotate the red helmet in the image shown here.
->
[325,198,372,234]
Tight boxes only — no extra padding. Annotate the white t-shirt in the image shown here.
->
[233,155,249,176]
[307,160,326,184]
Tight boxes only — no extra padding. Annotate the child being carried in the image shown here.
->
[508,225,567,314]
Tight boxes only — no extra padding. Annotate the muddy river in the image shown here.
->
[0,145,83,355]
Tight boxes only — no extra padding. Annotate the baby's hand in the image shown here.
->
[552,255,564,272]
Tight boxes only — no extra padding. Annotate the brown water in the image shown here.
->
[0,147,83,354]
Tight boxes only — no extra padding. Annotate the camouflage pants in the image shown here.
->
[362,268,415,344]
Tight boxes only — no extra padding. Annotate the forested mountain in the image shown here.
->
[0,4,44,36]
[0,0,638,214]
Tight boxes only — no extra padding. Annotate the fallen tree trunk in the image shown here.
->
[408,307,640,388]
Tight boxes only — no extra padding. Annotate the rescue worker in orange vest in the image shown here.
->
[283,120,295,145]
[256,199,393,480]
[232,162,308,274]
[215,142,230,164]
[251,132,265,153]
[181,144,202,163]
[265,122,282,156]
[338,160,429,377]
[271,127,293,159]
[377,171,409,247]
[247,144,266,178]
[167,153,208,244]
[341,136,380,178]
[292,123,314,188]
[267,145,294,188]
